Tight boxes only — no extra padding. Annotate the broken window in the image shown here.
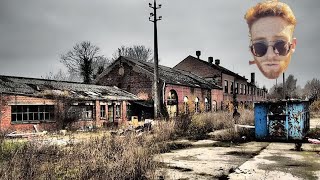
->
[224,80,228,93]
[11,105,54,122]
[230,82,234,94]
[235,83,239,94]
[68,105,93,121]
[100,105,106,118]
[108,103,114,122]
[115,103,121,118]
[82,106,93,120]
[126,103,132,121]
[244,85,247,95]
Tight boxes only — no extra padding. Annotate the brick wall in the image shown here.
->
[174,56,221,79]
[173,56,268,108]
[0,94,129,132]
[165,84,212,114]
[97,63,153,100]
[0,95,57,132]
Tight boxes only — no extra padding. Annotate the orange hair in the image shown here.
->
[244,0,296,30]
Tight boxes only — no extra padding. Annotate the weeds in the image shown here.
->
[0,134,161,179]
[186,110,254,140]
[0,110,255,179]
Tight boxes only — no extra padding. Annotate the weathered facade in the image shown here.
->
[0,75,140,132]
[95,56,222,118]
[174,55,267,110]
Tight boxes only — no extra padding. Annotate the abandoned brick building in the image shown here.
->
[0,75,140,132]
[96,54,268,117]
[174,55,268,110]
[95,56,223,118]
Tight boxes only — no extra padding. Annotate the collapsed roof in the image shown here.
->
[0,75,140,101]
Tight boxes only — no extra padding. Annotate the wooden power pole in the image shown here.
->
[149,0,162,118]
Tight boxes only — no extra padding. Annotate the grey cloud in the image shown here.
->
[0,0,320,90]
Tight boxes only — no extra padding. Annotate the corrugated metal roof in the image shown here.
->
[121,56,221,89]
[0,75,140,101]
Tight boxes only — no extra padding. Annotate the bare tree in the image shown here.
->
[304,78,320,100]
[268,84,283,100]
[268,74,299,99]
[92,56,111,79]
[112,45,153,62]
[285,74,298,98]
[60,41,108,84]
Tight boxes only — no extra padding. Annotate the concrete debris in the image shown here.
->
[6,131,47,138]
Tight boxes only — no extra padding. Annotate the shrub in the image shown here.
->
[310,100,320,118]
[186,110,254,140]
[0,134,160,179]
[173,114,192,137]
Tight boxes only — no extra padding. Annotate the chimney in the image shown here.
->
[251,72,255,85]
[208,57,213,64]
[196,51,201,59]
[215,59,220,66]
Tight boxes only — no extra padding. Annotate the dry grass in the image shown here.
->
[310,100,320,118]
[0,120,177,180]
[186,110,254,140]
[0,110,255,179]
[0,135,158,179]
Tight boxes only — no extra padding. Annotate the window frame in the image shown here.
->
[224,80,228,94]
[100,105,106,119]
[11,105,55,123]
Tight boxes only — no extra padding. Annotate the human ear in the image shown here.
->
[291,38,297,53]
[249,60,256,65]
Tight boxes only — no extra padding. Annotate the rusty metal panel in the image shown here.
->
[255,100,310,141]
[287,101,310,140]
[254,103,268,139]
[267,102,287,140]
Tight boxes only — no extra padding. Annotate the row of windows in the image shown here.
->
[11,103,124,123]
[100,104,122,122]
[11,105,54,122]
[182,97,211,114]
[224,80,266,97]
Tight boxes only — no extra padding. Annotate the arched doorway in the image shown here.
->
[194,97,200,113]
[212,100,217,111]
[205,98,210,112]
[167,89,178,118]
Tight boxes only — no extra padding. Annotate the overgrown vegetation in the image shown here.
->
[310,100,320,118]
[175,110,254,140]
[0,110,254,179]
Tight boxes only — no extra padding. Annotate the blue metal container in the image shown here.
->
[254,100,310,141]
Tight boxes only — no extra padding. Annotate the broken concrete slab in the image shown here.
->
[229,142,320,180]
[155,141,269,179]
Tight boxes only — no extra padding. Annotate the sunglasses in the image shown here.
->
[250,40,292,57]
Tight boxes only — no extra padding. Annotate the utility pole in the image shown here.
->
[149,0,162,118]
[283,72,285,99]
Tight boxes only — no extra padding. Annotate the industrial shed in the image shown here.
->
[0,75,140,132]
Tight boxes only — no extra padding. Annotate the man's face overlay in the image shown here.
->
[250,16,296,79]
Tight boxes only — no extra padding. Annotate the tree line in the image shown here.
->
[268,74,320,101]
[47,41,320,102]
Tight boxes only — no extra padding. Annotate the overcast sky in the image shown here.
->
[0,0,319,89]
